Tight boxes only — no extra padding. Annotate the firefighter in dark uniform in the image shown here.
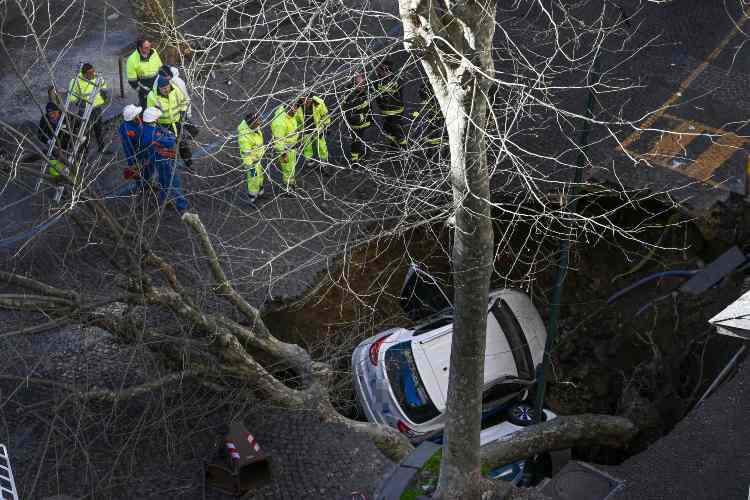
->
[374,60,406,148]
[344,73,372,163]
[410,81,444,152]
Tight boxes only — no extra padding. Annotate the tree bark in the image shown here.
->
[480,414,637,470]
[400,0,497,496]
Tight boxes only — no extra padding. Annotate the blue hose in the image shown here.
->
[606,270,698,305]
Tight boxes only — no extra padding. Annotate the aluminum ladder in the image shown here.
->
[0,444,19,500]
[36,63,105,202]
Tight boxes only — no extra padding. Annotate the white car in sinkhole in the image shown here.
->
[351,288,547,442]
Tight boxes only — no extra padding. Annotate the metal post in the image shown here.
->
[118,57,125,99]
[533,59,600,423]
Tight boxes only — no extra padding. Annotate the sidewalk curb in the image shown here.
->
[374,440,440,500]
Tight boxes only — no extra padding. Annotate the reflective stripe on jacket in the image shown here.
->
[68,75,108,108]
[126,49,163,87]
[345,90,371,129]
[141,123,176,163]
[146,85,188,125]
[237,120,266,165]
[376,78,404,115]
[271,105,299,153]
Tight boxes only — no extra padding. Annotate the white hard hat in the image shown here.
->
[122,104,142,121]
[143,107,162,123]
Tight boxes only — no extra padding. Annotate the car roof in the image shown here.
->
[489,289,547,367]
[410,313,519,411]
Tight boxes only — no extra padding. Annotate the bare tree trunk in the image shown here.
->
[437,81,494,500]
[400,0,497,497]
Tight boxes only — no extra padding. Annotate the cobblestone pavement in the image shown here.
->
[0,372,395,499]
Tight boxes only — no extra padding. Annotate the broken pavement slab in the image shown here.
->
[679,246,746,295]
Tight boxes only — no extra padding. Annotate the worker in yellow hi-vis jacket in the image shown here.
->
[146,76,192,167]
[68,62,110,153]
[271,101,300,189]
[238,108,267,204]
[295,95,330,168]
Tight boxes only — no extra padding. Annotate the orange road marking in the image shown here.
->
[620,12,750,150]
[684,132,747,180]
[643,120,701,163]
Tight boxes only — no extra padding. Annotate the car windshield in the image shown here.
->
[384,341,440,424]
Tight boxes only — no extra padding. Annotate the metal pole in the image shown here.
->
[118,57,125,99]
[533,58,600,422]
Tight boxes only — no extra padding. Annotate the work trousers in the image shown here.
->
[382,113,406,147]
[278,150,297,186]
[137,86,150,112]
[86,106,105,150]
[165,122,193,166]
[156,158,188,210]
[245,161,264,194]
[350,126,369,161]
[302,131,329,162]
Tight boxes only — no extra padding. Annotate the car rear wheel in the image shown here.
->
[507,401,537,426]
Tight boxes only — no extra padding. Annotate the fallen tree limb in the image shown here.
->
[1,317,72,338]
[0,271,79,300]
[0,293,75,310]
[480,414,637,470]
[0,370,209,403]
[182,213,269,332]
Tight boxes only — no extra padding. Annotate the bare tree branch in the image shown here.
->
[480,415,637,470]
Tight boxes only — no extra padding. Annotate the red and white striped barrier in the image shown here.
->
[225,441,241,462]
[244,432,261,453]
[225,431,263,464]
